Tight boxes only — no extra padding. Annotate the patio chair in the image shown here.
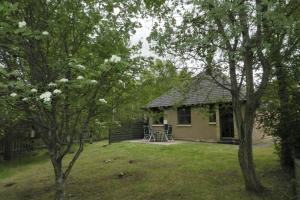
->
[165,125,174,141]
[143,125,151,140]
[148,127,157,142]
[144,125,156,142]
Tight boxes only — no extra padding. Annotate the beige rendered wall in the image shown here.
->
[149,104,265,143]
[150,106,219,142]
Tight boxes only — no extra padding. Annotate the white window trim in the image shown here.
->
[176,124,192,127]
[152,124,164,127]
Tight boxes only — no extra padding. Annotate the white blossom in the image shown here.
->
[53,89,62,94]
[104,59,109,63]
[48,82,57,87]
[22,97,29,101]
[31,88,38,93]
[10,93,17,97]
[109,55,121,63]
[99,98,107,104]
[42,31,49,35]
[40,91,52,103]
[90,79,97,84]
[18,21,26,28]
[118,80,126,88]
[0,63,5,68]
[77,75,84,80]
[58,78,68,83]
[77,64,85,70]
[115,121,121,127]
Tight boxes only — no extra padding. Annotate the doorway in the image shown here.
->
[219,104,234,139]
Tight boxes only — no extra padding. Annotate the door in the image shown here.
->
[219,104,234,138]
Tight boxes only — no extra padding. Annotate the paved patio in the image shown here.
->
[129,139,191,145]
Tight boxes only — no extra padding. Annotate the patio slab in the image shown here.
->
[128,139,193,145]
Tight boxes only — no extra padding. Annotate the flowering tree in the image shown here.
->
[0,1,140,199]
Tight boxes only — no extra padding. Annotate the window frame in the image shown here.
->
[177,106,191,125]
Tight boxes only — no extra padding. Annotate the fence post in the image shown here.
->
[108,128,111,144]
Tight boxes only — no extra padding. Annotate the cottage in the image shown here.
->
[145,73,263,144]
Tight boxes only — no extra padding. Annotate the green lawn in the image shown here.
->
[0,141,294,200]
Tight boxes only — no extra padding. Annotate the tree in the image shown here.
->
[0,1,140,199]
[266,1,300,171]
[113,58,192,123]
[146,0,299,192]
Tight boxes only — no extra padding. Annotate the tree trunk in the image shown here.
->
[238,117,264,192]
[233,100,264,192]
[55,175,65,200]
[51,157,65,200]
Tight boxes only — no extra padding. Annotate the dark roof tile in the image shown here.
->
[146,73,236,108]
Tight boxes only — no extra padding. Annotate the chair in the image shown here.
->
[143,125,151,140]
[165,125,173,141]
[144,125,157,142]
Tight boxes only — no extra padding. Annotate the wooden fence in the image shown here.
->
[0,138,42,158]
[109,121,144,144]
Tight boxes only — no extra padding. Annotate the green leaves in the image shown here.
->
[144,0,166,11]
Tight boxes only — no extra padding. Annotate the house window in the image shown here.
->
[177,106,191,124]
[152,109,164,124]
[209,105,216,123]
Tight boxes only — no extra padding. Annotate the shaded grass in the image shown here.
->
[0,141,295,200]
[0,150,49,180]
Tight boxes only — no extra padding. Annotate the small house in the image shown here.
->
[145,73,263,143]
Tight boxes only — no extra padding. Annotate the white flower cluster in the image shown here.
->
[48,82,57,87]
[53,89,61,94]
[0,63,5,68]
[77,64,85,70]
[18,21,26,28]
[42,31,49,35]
[99,98,107,104]
[40,91,52,103]
[58,78,68,83]
[109,55,121,63]
[10,93,17,97]
[118,80,126,88]
[90,80,97,84]
[31,88,38,93]
[22,97,29,101]
[77,75,84,80]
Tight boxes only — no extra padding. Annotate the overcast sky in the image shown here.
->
[130,17,157,58]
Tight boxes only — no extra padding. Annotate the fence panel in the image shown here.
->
[109,121,144,143]
[0,138,39,158]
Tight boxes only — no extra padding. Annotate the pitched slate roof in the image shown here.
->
[146,73,235,108]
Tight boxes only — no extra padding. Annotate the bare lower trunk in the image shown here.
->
[55,175,65,200]
[233,102,264,192]
[51,158,65,200]
[238,128,264,192]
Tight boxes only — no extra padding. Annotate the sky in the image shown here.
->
[130,17,157,58]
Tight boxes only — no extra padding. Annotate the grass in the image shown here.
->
[0,141,295,200]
